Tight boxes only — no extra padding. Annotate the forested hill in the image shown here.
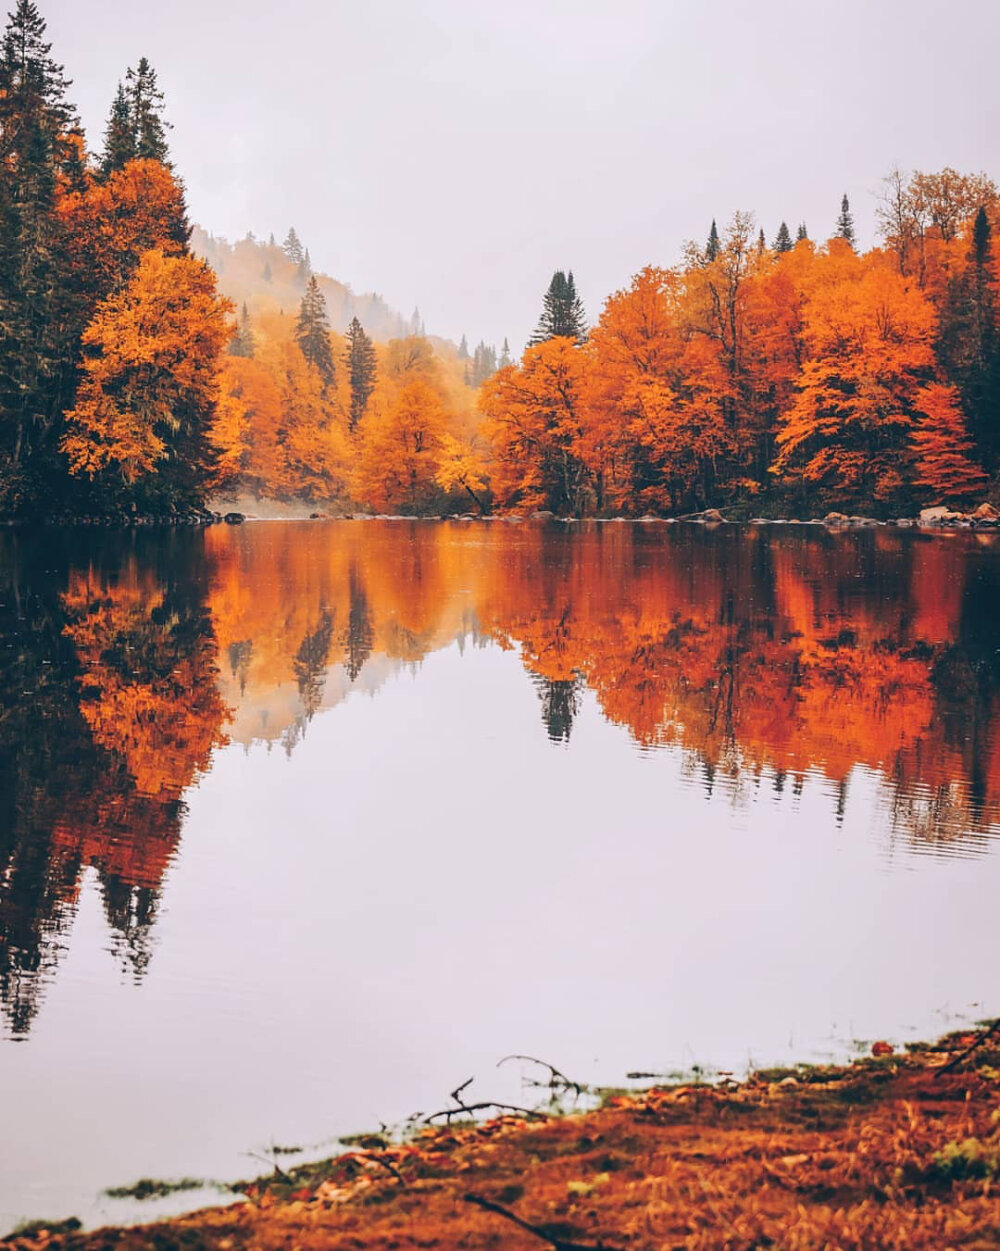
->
[191,227,413,341]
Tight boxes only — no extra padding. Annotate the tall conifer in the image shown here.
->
[836,194,856,248]
[296,276,335,386]
[344,316,376,430]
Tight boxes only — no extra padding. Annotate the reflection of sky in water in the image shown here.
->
[0,522,998,1234]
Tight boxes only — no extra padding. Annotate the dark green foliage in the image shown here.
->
[938,207,1000,472]
[0,0,77,508]
[100,83,134,176]
[528,271,587,345]
[774,221,793,253]
[499,337,512,368]
[229,302,254,358]
[296,276,336,386]
[796,222,809,242]
[706,219,720,261]
[836,194,856,248]
[127,57,170,163]
[345,315,376,430]
[458,333,469,360]
[758,227,766,253]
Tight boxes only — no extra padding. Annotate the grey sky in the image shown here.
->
[42,0,1000,350]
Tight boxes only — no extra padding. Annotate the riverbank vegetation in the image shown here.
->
[1,1,998,521]
[5,1023,1000,1248]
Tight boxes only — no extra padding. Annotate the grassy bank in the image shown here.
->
[6,1024,1000,1249]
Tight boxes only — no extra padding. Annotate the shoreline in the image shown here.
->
[6,1022,1000,1249]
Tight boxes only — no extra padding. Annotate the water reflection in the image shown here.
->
[1,520,998,1039]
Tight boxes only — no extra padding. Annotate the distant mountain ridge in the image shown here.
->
[191,226,414,341]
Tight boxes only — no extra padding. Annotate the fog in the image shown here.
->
[41,0,1000,349]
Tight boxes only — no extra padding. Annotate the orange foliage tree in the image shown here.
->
[354,377,448,512]
[480,337,591,514]
[62,249,233,508]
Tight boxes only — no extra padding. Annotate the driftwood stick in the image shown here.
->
[464,1193,620,1251]
[424,1100,546,1124]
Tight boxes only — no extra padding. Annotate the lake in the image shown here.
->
[1,519,998,1234]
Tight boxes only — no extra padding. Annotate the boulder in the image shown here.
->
[972,502,1000,521]
[919,506,962,524]
[531,510,554,520]
[224,512,246,525]
[823,512,849,524]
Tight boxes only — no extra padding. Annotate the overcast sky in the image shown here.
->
[41,0,1000,350]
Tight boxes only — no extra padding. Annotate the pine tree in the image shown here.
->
[297,247,312,286]
[268,232,276,248]
[458,334,469,360]
[100,82,134,177]
[0,0,77,504]
[126,57,170,163]
[229,302,254,358]
[295,277,335,386]
[528,271,587,344]
[836,194,856,248]
[283,227,304,265]
[938,207,1000,471]
[344,316,376,430]
[757,227,766,254]
[773,221,793,253]
[499,337,512,368]
[705,219,720,261]
[471,341,498,386]
[262,260,273,283]
[796,222,809,242]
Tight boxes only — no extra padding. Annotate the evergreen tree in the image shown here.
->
[796,222,809,242]
[773,221,793,253]
[705,219,720,261]
[344,316,376,430]
[757,227,766,253]
[0,0,76,505]
[528,271,587,344]
[262,260,273,283]
[228,302,254,358]
[283,227,303,265]
[471,341,498,386]
[499,337,512,368]
[297,247,312,286]
[126,57,170,163]
[938,207,1000,472]
[295,276,335,386]
[458,334,469,360]
[100,82,134,177]
[836,193,856,248]
[268,232,276,247]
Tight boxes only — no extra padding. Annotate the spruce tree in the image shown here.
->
[528,271,587,344]
[836,194,856,248]
[228,302,254,358]
[344,316,376,430]
[262,260,273,283]
[796,222,809,242]
[457,334,469,360]
[705,219,720,261]
[499,337,512,368]
[773,221,793,253]
[297,247,312,286]
[296,277,335,386]
[0,0,76,504]
[757,227,766,254]
[283,227,304,265]
[100,82,135,177]
[126,57,170,163]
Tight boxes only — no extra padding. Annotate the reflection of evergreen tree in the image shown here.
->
[343,566,373,683]
[0,530,227,1037]
[293,608,335,720]
[532,673,585,743]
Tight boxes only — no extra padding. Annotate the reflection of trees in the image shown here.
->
[205,521,1000,854]
[3,522,998,1037]
[0,533,228,1037]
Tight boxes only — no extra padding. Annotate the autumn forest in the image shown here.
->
[1,1,998,521]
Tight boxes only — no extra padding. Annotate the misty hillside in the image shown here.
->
[191,226,414,341]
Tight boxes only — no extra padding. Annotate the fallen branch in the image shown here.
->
[935,1020,1000,1078]
[464,1193,621,1250]
[424,1100,546,1124]
[243,1151,293,1184]
[498,1054,585,1097]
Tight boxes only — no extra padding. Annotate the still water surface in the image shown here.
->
[1,520,999,1232]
